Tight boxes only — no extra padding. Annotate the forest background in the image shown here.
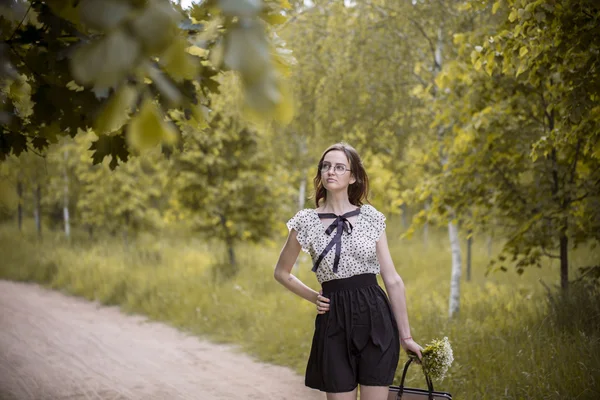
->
[1,0,599,399]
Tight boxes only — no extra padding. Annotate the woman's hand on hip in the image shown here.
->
[316,290,330,314]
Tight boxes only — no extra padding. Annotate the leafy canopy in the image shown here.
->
[0,0,294,167]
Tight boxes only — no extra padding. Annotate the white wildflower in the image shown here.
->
[413,336,454,382]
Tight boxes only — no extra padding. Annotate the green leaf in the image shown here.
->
[0,132,27,158]
[31,136,49,151]
[95,84,139,134]
[261,11,287,25]
[508,8,518,22]
[130,0,180,54]
[534,11,546,22]
[492,0,502,15]
[40,122,61,144]
[485,53,495,76]
[71,28,140,88]
[593,139,600,160]
[519,46,528,57]
[190,103,209,129]
[66,80,84,92]
[79,0,132,31]
[161,37,200,82]
[127,99,178,151]
[89,133,129,168]
[224,23,270,84]
[518,8,532,21]
[144,63,183,106]
[218,0,262,17]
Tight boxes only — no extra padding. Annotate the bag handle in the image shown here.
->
[396,358,435,400]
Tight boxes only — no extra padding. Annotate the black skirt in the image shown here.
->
[305,273,400,393]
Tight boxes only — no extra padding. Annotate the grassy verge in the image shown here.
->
[1,221,599,399]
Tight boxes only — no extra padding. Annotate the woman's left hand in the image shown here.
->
[401,339,423,363]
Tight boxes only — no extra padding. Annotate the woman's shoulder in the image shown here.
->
[360,204,386,220]
[291,208,317,219]
[287,208,318,228]
[359,204,386,240]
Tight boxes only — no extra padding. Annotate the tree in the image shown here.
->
[173,83,284,276]
[372,0,468,318]
[420,0,600,291]
[0,0,293,167]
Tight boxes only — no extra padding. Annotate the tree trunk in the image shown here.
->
[34,183,42,240]
[63,149,70,239]
[559,220,569,291]
[298,169,307,210]
[219,214,238,277]
[17,178,23,231]
[400,203,408,230]
[423,198,430,248]
[294,168,308,271]
[466,229,472,282]
[122,211,129,249]
[227,237,237,274]
[448,215,462,318]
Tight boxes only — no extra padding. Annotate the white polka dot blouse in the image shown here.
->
[286,204,386,284]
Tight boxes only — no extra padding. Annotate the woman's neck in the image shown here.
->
[319,192,356,215]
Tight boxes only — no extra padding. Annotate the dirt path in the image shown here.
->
[0,280,324,400]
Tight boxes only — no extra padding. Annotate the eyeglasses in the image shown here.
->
[320,162,351,175]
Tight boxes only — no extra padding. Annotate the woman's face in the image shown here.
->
[321,150,356,192]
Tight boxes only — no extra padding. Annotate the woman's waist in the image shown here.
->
[321,273,379,295]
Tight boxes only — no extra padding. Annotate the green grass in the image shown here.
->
[1,219,599,399]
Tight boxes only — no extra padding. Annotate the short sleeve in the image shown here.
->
[361,205,386,241]
[286,209,315,252]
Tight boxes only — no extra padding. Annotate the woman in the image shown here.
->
[274,142,423,400]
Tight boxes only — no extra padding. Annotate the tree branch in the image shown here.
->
[405,16,437,65]
[491,163,530,210]
[26,144,45,158]
[541,246,560,259]
[8,1,33,42]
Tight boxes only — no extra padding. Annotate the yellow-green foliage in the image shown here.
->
[1,220,599,400]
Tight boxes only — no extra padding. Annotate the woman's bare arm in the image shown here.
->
[377,230,423,358]
[274,229,326,308]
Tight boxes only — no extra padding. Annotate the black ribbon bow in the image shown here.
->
[312,208,361,273]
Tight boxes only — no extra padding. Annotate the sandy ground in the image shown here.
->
[0,280,324,400]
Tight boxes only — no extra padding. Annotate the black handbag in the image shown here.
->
[388,358,452,400]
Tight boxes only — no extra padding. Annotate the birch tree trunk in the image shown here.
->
[432,21,463,318]
[466,229,472,282]
[63,148,71,239]
[448,216,462,318]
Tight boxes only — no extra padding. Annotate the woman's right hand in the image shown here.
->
[402,339,423,363]
[316,290,330,314]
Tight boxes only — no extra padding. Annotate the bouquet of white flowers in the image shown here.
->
[408,336,454,382]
